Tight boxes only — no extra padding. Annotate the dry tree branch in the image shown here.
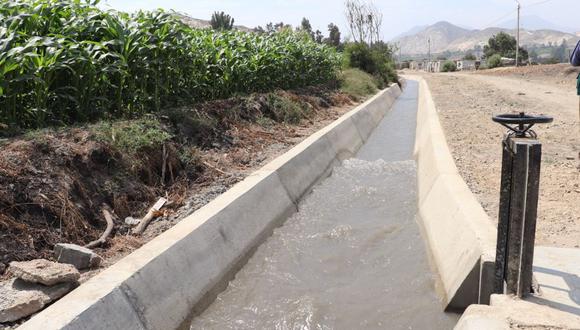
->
[85,205,115,249]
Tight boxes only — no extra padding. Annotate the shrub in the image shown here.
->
[93,118,172,154]
[339,68,378,99]
[264,93,308,124]
[344,43,375,73]
[442,61,457,72]
[344,42,398,88]
[487,54,503,69]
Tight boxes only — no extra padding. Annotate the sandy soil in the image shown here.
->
[417,65,579,248]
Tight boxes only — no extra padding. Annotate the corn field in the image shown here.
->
[0,0,341,129]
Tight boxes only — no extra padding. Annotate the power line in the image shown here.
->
[526,0,555,8]
[480,0,556,30]
[481,9,517,29]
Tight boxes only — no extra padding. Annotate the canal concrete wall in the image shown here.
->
[412,75,497,310]
[19,84,403,330]
[455,294,580,329]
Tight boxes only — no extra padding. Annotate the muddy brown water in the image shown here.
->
[190,81,459,329]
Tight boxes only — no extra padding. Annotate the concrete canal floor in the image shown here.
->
[190,81,459,329]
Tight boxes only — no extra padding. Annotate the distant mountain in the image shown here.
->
[392,21,579,55]
[497,15,576,34]
[393,25,428,40]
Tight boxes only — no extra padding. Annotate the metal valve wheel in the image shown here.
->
[492,112,553,138]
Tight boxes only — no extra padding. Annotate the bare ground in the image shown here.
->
[416,65,579,248]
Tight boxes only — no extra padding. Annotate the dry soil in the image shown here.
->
[417,64,579,248]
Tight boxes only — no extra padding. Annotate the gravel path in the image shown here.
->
[417,70,579,248]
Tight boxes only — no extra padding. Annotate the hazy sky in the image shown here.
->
[100,0,579,40]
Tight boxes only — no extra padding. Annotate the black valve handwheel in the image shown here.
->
[492,112,553,125]
[492,112,553,138]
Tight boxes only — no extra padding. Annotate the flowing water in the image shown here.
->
[190,81,459,329]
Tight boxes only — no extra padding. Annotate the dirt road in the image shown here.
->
[417,68,579,248]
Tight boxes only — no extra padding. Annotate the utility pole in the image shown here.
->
[515,1,521,66]
[399,43,402,65]
[428,37,431,72]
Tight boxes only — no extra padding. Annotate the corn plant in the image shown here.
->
[0,0,341,130]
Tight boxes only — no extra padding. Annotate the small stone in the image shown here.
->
[0,279,76,323]
[54,244,102,270]
[0,263,5,275]
[125,217,140,226]
[9,259,79,286]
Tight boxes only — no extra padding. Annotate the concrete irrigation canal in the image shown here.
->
[190,80,458,329]
[19,78,580,330]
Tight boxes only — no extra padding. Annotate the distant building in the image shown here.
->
[409,61,424,71]
[427,60,443,73]
[456,60,477,71]
[501,57,516,66]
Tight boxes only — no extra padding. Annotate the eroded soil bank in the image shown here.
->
[0,85,358,279]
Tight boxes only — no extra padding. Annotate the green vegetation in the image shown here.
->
[484,32,528,63]
[300,17,315,40]
[550,39,568,63]
[487,54,503,69]
[339,68,378,99]
[0,0,340,130]
[527,40,574,64]
[93,118,172,154]
[441,61,457,72]
[263,93,309,124]
[343,42,398,89]
[210,11,235,30]
[326,24,341,48]
[463,53,476,61]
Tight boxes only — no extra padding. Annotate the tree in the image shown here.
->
[210,11,234,30]
[551,39,568,63]
[345,0,383,45]
[315,30,324,43]
[274,22,292,31]
[463,53,476,60]
[264,22,292,33]
[300,18,315,39]
[483,32,528,62]
[327,23,341,47]
[366,2,383,45]
[529,49,539,63]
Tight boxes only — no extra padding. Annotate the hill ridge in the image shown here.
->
[393,21,579,55]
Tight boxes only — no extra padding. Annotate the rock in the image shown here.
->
[124,217,140,226]
[9,259,79,286]
[0,263,5,275]
[0,279,76,323]
[54,243,102,270]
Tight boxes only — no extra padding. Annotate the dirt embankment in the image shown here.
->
[418,64,579,248]
[0,86,357,274]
